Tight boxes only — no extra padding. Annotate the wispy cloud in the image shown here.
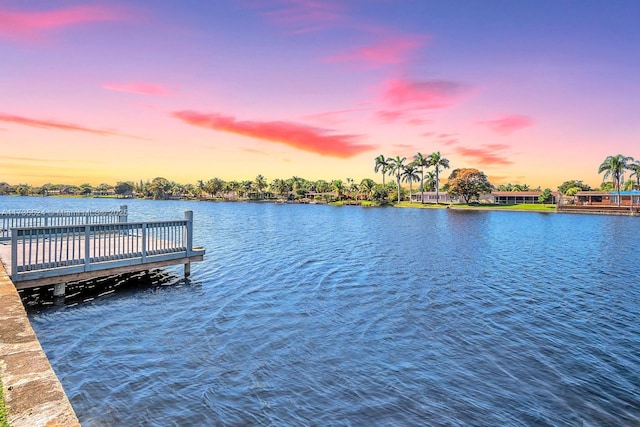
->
[172,110,375,158]
[103,82,172,96]
[0,112,141,139]
[380,78,471,110]
[375,109,432,126]
[304,108,369,125]
[422,131,459,146]
[326,34,427,68]
[376,110,408,123]
[257,0,346,33]
[0,5,127,42]
[477,114,533,135]
[407,118,431,126]
[455,144,513,166]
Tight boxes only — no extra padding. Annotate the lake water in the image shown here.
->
[4,197,640,426]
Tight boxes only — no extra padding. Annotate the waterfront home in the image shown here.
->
[411,192,459,203]
[411,191,556,204]
[574,191,640,207]
[485,191,558,205]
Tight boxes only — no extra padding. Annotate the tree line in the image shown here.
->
[2,153,638,204]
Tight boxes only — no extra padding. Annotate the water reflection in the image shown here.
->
[20,269,192,312]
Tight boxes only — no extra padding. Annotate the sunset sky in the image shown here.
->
[1,0,639,189]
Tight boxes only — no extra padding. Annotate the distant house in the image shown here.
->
[574,191,640,207]
[411,192,459,203]
[93,189,116,197]
[411,191,557,204]
[487,191,558,205]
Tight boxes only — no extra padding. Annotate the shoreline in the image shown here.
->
[0,261,80,427]
[3,195,639,216]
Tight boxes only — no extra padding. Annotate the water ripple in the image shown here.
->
[9,199,638,426]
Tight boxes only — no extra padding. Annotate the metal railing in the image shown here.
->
[1,205,128,241]
[10,211,198,282]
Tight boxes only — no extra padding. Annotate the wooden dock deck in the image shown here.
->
[0,208,204,292]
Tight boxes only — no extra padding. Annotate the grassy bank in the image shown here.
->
[395,202,556,211]
[451,203,556,211]
[0,377,8,427]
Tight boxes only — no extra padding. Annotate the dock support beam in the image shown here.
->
[53,282,66,305]
[53,283,66,297]
[184,262,191,278]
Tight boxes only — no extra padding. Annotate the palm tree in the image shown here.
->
[413,152,430,203]
[427,151,450,204]
[374,154,389,186]
[598,154,634,206]
[359,178,376,201]
[254,175,267,199]
[402,163,420,203]
[332,179,345,201]
[387,156,407,203]
[628,161,640,190]
[346,177,357,200]
[424,171,436,192]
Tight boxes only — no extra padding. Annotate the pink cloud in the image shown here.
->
[380,78,471,109]
[0,112,141,139]
[477,114,533,135]
[421,132,458,146]
[375,109,432,126]
[327,34,427,67]
[258,0,346,33]
[0,5,126,41]
[103,82,172,96]
[441,139,459,146]
[407,118,431,126]
[376,110,408,123]
[172,110,375,158]
[455,144,513,166]
[1,113,114,135]
[304,108,369,125]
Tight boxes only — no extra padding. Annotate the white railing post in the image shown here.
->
[141,223,147,263]
[11,228,18,281]
[184,211,193,278]
[84,225,90,271]
[184,211,193,254]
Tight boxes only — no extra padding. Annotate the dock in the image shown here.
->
[0,206,205,425]
[0,206,205,296]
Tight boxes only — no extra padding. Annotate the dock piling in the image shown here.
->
[184,262,191,278]
[53,282,66,298]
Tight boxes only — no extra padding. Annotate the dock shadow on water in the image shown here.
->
[19,270,193,312]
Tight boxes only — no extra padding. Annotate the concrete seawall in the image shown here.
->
[0,261,80,426]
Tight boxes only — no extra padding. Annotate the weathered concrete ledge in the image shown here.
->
[0,261,80,426]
